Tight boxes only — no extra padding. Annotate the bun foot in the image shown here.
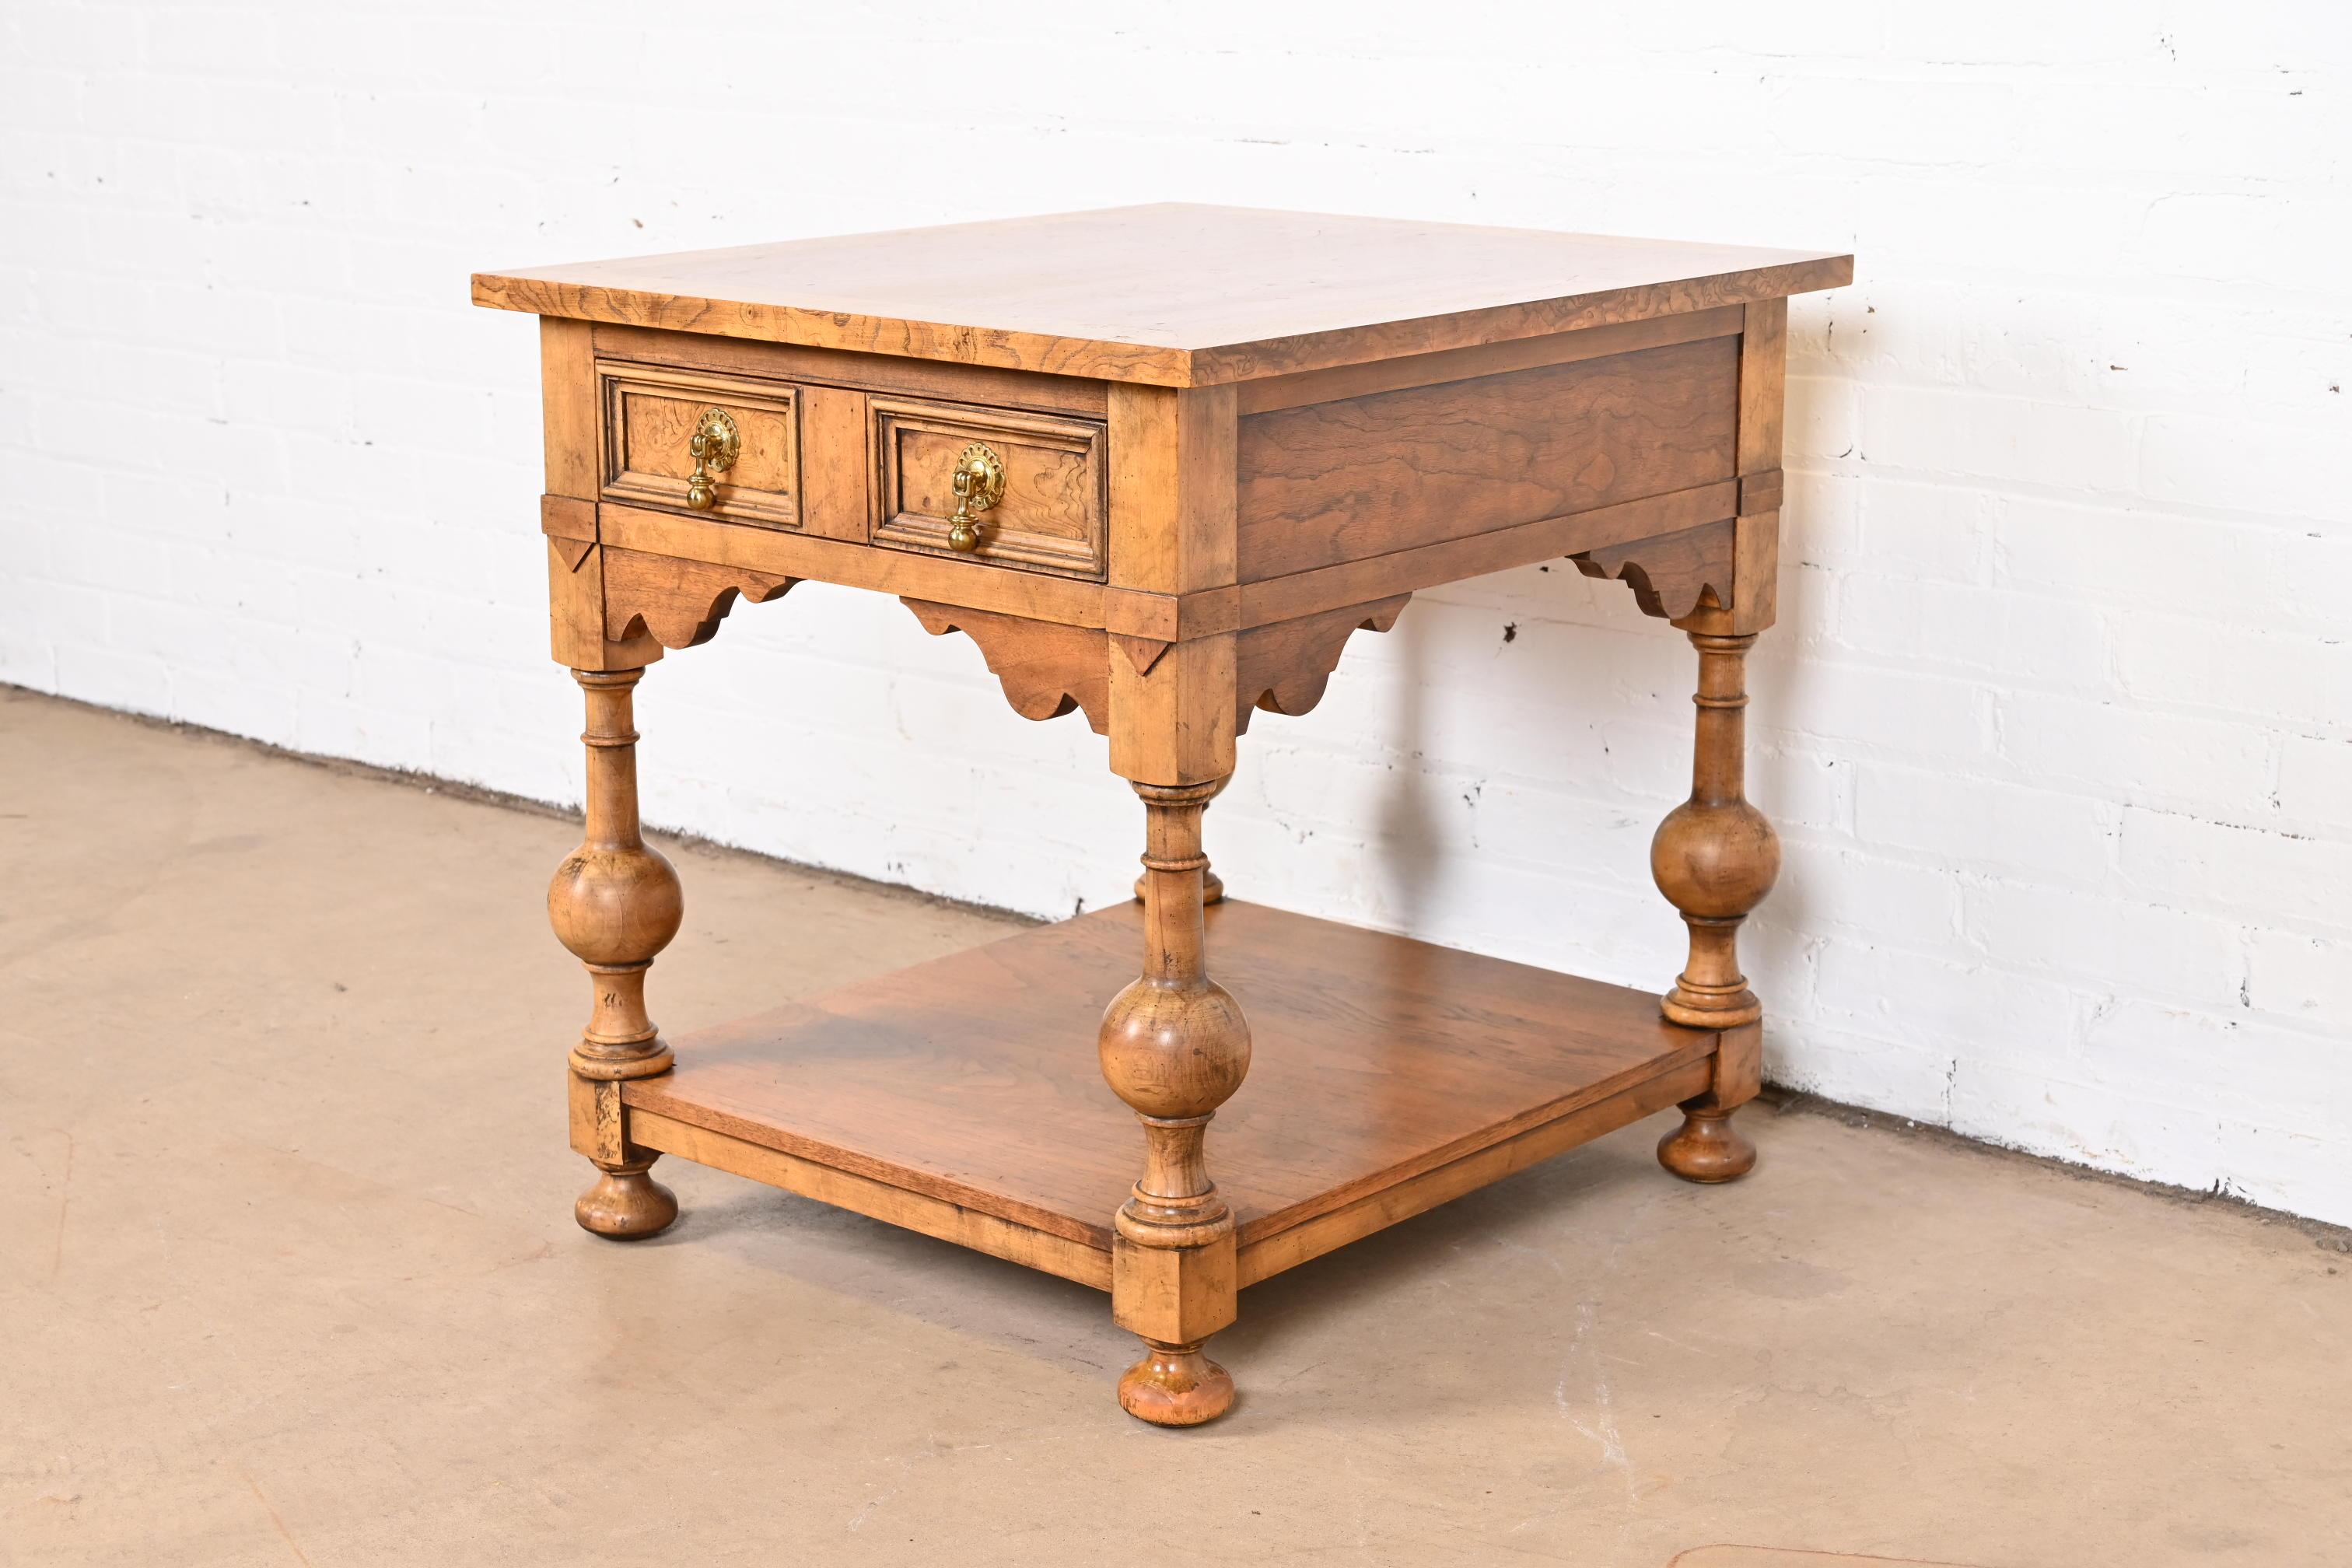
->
[1657,1108,1756,1184]
[1117,1340,1234,1427]
[576,1161,678,1238]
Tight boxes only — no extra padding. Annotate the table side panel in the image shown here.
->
[1232,304,1744,415]
[628,1108,1113,1289]
[1234,333,1741,582]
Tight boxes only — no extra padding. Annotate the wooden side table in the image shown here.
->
[473,205,1851,1426]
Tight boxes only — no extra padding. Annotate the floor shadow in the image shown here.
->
[1370,601,1445,932]
[653,1104,1698,1432]
[1217,1115,1675,1353]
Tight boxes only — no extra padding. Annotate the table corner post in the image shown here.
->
[541,320,682,1236]
[1100,379,1251,1425]
[1098,759,1248,1426]
[1655,300,1785,1181]
[551,661,684,1237]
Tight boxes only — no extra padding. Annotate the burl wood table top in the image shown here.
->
[473,202,1853,386]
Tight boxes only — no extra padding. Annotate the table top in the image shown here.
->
[473,203,1851,387]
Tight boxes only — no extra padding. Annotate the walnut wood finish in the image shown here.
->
[589,482,1739,642]
[488,207,1846,1426]
[901,598,1112,733]
[592,321,1108,418]
[1233,304,1743,415]
[476,204,1852,387]
[601,548,796,649]
[1657,1020,1764,1182]
[1235,594,1409,731]
[872,398,1107,579]
[551,667,681,1237]
[1099,778,1251,1423]
[1653,632,1780,1032]
[1573,519,1738,621]
[1647,296,1790,1172]
[598,361,800,529]
[1234,335,1738,580]
[622,901,1724,1269]
[1135,863,1224,906]
[1132,768,1222,906]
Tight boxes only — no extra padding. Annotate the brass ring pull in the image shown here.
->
[947,442,1006,551]
[685,408,740,511]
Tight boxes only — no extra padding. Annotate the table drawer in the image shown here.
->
[871,397,1106,580]
[598,361,800,530]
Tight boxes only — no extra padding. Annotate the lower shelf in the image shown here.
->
[624,900,1725,1291]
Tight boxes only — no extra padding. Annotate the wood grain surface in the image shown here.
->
[1235,335,1739,580]
[475,204,1853,387]
[624,900,1722,1257]
[872,397,1107,579]
[899,598,1113,733]
[1573,518,1740,621]
[598,362,800,529]
[590,321,1108,417]
[1235,595,1410,731]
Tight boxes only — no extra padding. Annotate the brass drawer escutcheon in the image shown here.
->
[684,408,740,511]
[946,442,1005,551]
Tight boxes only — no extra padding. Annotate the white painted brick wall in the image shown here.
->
[4,2,2347,1223]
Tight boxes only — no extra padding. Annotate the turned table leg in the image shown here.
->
[550,667,684,1237]
[1098,777,1251,1425]
[1132,779,1225,906]
[1653,631,1780,1182]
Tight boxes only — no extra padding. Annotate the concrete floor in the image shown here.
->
[4,685,2347,1567]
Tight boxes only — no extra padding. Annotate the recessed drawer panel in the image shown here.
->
[599,361,800,530]
[871,398,1105,580]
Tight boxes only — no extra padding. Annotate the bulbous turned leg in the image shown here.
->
[1652,632,1777,1181]
[552,667,684,1239]
[1101,778,1251,1426]
[1651,633,1780,1031]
